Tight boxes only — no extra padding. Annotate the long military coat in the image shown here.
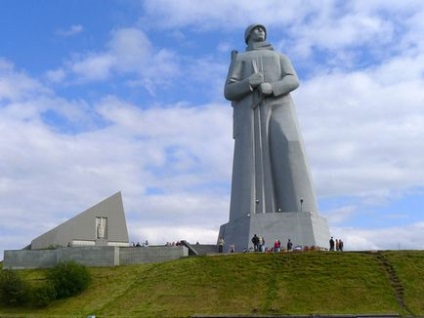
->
[224,44,319,222]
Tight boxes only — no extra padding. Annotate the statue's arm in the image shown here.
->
[224,57,252,101]
[270,54,300,97]
[224,76,253,101]
[224,55,261,101]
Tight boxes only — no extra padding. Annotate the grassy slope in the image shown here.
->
[384,251,424,314]
[1,251,423,317]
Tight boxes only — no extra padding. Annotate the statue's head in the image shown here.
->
[244,24,267,44]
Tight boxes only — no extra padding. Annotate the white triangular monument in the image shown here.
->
[31,192,129,249]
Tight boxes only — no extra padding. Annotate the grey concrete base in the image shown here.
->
[3,249,58,269]
[219,212,331,253]
[180,241,218,256]
[3,246,189,269]
[119,246,189,265]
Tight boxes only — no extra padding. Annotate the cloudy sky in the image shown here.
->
[1,0,424,258]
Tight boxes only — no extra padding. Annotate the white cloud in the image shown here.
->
[45,68,66,83]
[0,58,14,72]
[296,56,424,199]
[56,25,84,37]
[332,222,424,251]
[132,225,219,246]
[70,53,114,81]
[57,27,180,91]
[107,28,152,72]
[0,61,51,102]
[140,0,315,30]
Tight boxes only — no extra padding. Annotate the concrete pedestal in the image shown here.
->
[219,211,330,253]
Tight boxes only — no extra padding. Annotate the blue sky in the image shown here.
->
[1,0,424,259]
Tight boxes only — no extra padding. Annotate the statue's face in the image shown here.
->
[249,26,266,43]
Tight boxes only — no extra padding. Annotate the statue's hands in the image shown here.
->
[259,82,273,95]
[248,72,264,88]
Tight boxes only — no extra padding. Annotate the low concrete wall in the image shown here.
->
[180,242,218,255]
[119,246,188,265]
[3,246,188,269]
[3,249,57,269]
[57,246,119,267]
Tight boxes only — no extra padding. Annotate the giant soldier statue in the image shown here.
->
[219,24,330,251]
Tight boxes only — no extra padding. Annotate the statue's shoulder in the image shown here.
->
[229,50,252,64]
[277,52,292,60]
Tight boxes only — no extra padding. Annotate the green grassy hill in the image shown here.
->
[1,250,424,317]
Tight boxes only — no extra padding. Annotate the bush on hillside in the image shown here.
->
[31,282,57,308]
[0,269,30,306]
[47,261,91,299]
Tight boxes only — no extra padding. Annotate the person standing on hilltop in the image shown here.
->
[329,237,335,251]
[218,237,225,253]
[287,239,293,251]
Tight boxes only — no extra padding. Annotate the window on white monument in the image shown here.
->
[96,217,108,239]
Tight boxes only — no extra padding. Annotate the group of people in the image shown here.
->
[219,235,346,253]
[131,240,149,247]
[251,234,266,252]
[164,241,184,247]
[329,237,344,251]
[251,234,294,253]
[218,237,235,253]
[218,234,296,253]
